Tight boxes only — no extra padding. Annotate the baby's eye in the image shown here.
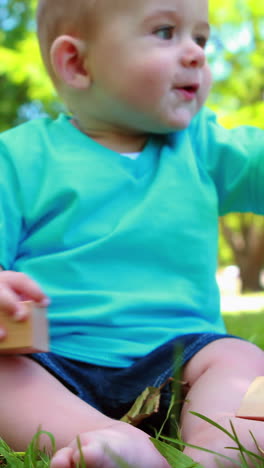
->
[154,26,174,40]
[194,35,208,49]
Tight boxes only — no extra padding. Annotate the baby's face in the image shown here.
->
[86,0,212,134]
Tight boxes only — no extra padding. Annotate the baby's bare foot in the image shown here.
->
[50,422,170,468]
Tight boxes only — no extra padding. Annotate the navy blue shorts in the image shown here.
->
[28,332,237,433]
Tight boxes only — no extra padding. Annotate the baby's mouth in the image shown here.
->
[175,84,200,100]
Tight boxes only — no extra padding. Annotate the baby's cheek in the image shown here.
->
[130,77,166,109]
[200,65,212,101]
[127,57,169,99]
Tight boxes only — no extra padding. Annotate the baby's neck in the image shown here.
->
[71,119,148,153]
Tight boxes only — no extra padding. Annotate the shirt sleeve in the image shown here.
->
[0,141,23,269]
[195,108,264,216]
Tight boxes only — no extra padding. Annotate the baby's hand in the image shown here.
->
[0,271,49,339]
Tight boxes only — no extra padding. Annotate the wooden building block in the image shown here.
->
[0,301,49,354]
[236,376,264,421]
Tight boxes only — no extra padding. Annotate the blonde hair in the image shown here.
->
[37,0,99,82]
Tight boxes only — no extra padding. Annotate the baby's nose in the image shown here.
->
[180,40,206,68]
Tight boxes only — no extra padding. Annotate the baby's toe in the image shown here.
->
[51,447,74,468]
[73,441,117,468]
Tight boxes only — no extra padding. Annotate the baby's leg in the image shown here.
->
[0,355,169,468]
[0,355,114,450]
[181,338,264,468]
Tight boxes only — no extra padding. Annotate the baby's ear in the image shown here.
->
[50,35,91,89]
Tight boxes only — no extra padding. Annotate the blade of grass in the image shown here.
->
[0,439,24,468]
[228,420,248,466]
[156,344,186,445]
[151,438,204,468]
[76,436,86,468]
[191,412,264,463]
[25,430,55,466]
[227,420,264,466]
[156,390,178,441]
[189,412,239,442]
[104,446,140,468]
[159,435,244,467]
[250,431,264,455]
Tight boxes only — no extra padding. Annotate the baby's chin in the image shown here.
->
[152,106,201,134]
[148,118,195,135]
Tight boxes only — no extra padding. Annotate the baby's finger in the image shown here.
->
[0,327,7,341]
[0,287,29,320]
[0,271,49,307]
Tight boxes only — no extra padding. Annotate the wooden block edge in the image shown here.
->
[236,377,264,420]
[0,301,49,354]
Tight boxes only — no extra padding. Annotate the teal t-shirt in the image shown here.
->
[0,108,264,367]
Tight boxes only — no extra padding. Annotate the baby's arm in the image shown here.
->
[0,270,49,339]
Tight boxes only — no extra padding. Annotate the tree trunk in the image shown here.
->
[220,215,264,292]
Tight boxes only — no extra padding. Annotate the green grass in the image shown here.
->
[1,294,264,467]
[223,293,264,349]
[224,310,264,349]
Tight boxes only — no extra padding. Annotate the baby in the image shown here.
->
[0,0,264,467]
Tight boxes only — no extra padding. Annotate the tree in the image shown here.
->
[0,0,32,130]
[220,215,264,291]
[208,0,264,291]
[0,0,58,131]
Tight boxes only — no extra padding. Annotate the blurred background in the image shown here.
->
[0,0,264,316]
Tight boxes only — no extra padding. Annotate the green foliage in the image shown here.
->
[159,415,264,467]
[0,34,52,99]
[0,430,55,467]
[0,0,57,131]
[208,0,263,131]
[0,0,34,48]
[224,308,264,350]
[206,1,264,271]
[151,438,203,468]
